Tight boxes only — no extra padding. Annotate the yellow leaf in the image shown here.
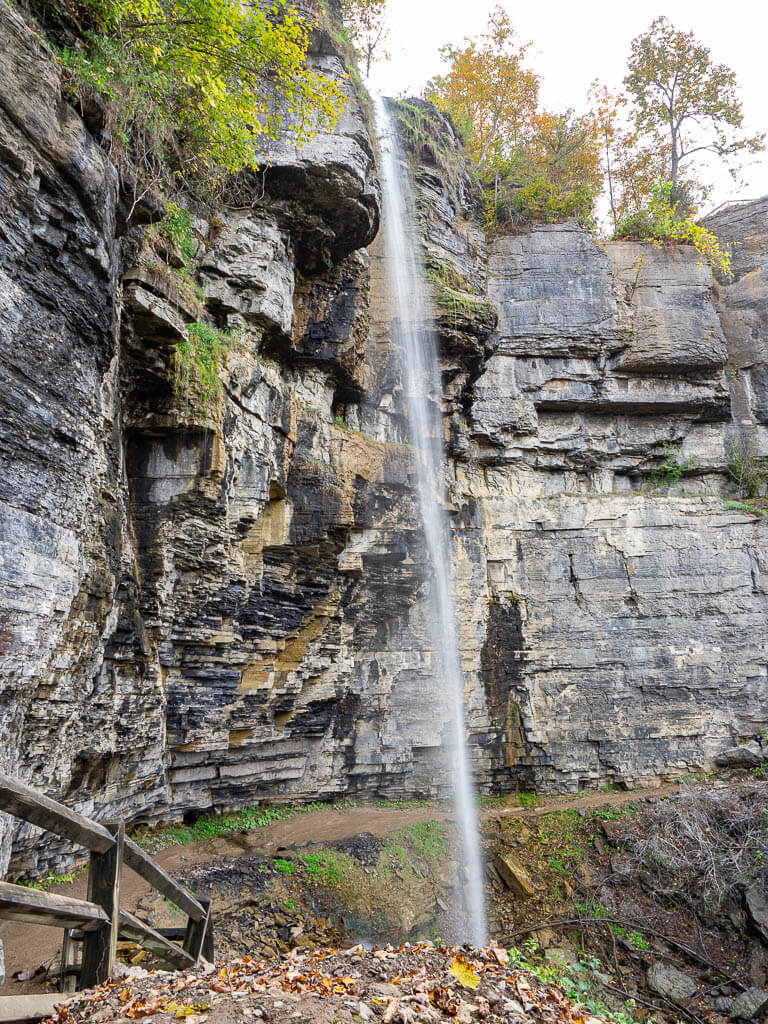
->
[449,955,480,989]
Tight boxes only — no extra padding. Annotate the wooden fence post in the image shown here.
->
[183,897,213,963]
[80,823,123,989]
[59,929,78,992]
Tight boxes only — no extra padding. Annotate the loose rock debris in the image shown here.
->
[45,945,611,1024]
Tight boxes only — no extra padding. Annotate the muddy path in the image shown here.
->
[0,780,713,993]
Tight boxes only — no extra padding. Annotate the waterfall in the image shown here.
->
[373,96,488,947]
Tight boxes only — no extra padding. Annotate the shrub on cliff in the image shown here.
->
[485,111,602,230]
[615,182,732,277]
[51,0,346,202]
[426,7,601,231]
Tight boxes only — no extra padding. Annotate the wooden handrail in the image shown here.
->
[0,773,205,921]
[0,774,114,853]
[119,910,197,970]
[123,839,205,922]
[0,881,109,930]
[0,771,214,993]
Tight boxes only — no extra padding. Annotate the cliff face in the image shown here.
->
[1,7,767,880]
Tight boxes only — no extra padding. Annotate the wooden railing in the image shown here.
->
[0,773,214,998]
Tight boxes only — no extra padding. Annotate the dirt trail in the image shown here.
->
[0,780,702,993]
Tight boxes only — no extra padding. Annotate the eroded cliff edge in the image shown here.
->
[1,3,767,879]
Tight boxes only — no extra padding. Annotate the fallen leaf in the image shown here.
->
[430,987,460,1015]
[449,955,480,990]
[383,998,400,1023]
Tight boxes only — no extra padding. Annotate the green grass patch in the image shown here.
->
[574,900,649,950]
[396,821,448,862]
[539,809,583,875]
[298,850,348,886]
[134,801,331,854]
[724,499,767,517]
[16,865,88,890]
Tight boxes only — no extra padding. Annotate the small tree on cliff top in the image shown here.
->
[428,5,539,169]
[588,81,667,229]
[429,8,600,228]
[624,17,764,196]
[341,0,389,77]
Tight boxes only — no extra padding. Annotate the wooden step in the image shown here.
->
[0,994,74,1023]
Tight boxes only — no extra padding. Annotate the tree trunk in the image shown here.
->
[606,144,617,229]
[670,126,679,185]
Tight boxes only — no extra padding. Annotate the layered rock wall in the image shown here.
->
[1,13,767,884]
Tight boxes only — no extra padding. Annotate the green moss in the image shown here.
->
[171,321,247,417]
[393,100,464,181]
[158,202,197,264]
[425,258,497,325]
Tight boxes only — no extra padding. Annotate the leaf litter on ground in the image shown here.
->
[44,943,613,1024]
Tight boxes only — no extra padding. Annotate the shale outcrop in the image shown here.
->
[0,0,767,885]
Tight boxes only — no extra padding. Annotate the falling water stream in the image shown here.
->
[373,96,488,946]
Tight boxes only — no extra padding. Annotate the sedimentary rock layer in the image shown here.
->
[0,10,766,880]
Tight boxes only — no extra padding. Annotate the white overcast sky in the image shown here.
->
[367,0,768,213]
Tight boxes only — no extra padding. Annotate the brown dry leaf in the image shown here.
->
[126,1000,161,1019]
[120,989,132,1002]
[491,947,509,965]
[430,987,460,1015]
[383,998,400,1023]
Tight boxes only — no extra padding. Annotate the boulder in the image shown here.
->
[493,852,535,898]
[647,963,698,1003]
[715,741,766,768]
[730,987,768,1020]
[746,886,768,945]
